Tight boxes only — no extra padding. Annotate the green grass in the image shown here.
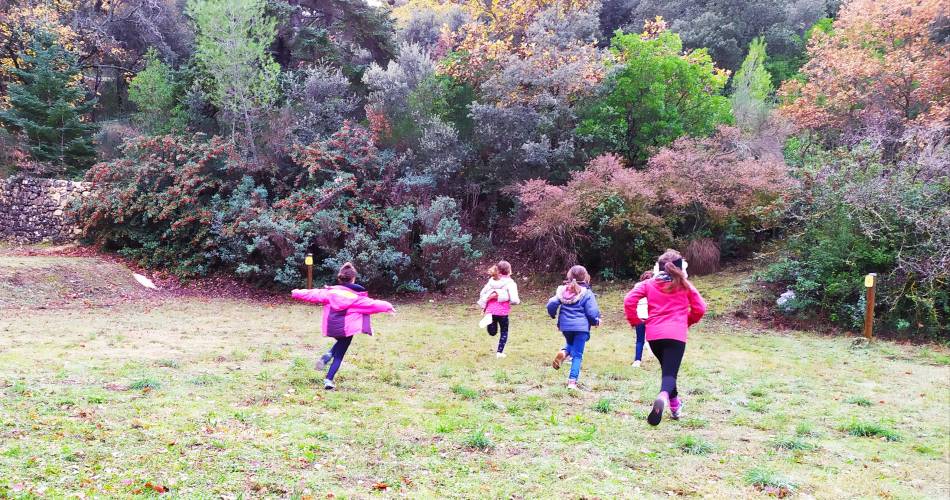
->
[0,255,948,497]
[592,397,614,413]
[841,419,902,441]
[744,466,797,492]
[450,383,479,400]
[465,428,492,450]
[771,436,816,451]
[846,396,873,407]
[128,377,161,390]
[677,434,715,455]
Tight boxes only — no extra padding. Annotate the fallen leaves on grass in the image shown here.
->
[132,481,168,494]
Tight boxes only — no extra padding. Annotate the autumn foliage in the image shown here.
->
[779,0,950,144]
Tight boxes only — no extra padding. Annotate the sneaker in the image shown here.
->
[552,349,567,370]
[567,379,578,390]
[631,360,641,368]
[323,378,335,390]
[496,352,506,358]
[670,397,683,420]
[315,352,332,371]
[648,392,668,426]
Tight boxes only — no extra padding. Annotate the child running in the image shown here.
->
[292,262,395,390]
[632,270,653,367]
[547,265,601,390]
[624,250,706,425]
[477,260,520,358]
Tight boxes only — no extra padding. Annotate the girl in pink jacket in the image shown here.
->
[292,262,394,390]
[624,249,706,426]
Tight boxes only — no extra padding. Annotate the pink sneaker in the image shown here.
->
[670,397,683,420]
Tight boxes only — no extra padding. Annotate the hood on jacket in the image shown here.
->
[556,283,590,304]
[486,276,513,289]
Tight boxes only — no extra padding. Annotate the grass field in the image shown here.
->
[1,253,948,498]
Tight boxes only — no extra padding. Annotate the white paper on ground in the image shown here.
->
[132,273,158,290]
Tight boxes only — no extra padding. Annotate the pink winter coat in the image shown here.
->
[292,285,394,337]
[623,278,706,343]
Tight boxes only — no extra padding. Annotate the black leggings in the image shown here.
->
[648,339,686,399]
[486,315,509,353]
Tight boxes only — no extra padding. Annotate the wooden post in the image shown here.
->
[863,273,876,341]
[305,253,313,289]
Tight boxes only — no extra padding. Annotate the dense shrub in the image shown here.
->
[515,126,795,277]
[80,127,479,291]
[763,144,949,336]
[80,134,237,276]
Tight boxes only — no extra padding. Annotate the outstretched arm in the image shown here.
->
[348,297,396,315]
[291,288,329,305]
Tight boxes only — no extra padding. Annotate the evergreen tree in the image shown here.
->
[0,30,97,175]
[128,48,188,135]
[731,37,774,133]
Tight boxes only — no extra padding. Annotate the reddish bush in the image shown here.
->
[513,128,796,276]
[683,238,720,276]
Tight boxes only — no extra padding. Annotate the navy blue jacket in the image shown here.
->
[547,284,601,332]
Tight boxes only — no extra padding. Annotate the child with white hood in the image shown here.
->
[477,260,520,358]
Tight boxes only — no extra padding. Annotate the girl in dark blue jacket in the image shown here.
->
[547,265,601,389]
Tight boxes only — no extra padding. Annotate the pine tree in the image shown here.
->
[0,30,97,176]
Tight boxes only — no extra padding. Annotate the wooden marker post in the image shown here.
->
[305,253,314,289]
[863,273,876,341]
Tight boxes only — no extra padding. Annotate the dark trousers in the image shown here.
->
[634,324,646,361]
[648,339,686,399]
[326,336,353,381]
[486,315,509,353]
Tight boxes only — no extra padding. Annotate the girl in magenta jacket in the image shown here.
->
[624,249,707,426]
[292,262,394,390]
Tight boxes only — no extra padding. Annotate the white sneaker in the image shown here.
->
[323,378,335,390]
[496,352,506,358]
[631,360,641,367]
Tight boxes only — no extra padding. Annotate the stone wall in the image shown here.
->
[0,176,91,244]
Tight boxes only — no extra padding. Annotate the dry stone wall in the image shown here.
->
[0,176,90,244]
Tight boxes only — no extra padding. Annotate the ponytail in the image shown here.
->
[565,265,590,294]
[488,265,499,279]
[664,261,687,292]
[657,249,688,292]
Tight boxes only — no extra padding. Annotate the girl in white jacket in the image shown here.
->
[476,260,520,358]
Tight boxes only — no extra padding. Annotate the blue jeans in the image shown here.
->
[634,324,646,361]
[561,331,590,381]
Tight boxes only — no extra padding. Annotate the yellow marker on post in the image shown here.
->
[305,253,314,289]
[863,273,876,340]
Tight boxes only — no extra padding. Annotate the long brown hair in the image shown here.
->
[657,249,687,292]
[565,265,591,295]
[490,260,512,279]
[337,262,358,284]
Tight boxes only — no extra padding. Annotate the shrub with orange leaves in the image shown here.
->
[779,0,950,146]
